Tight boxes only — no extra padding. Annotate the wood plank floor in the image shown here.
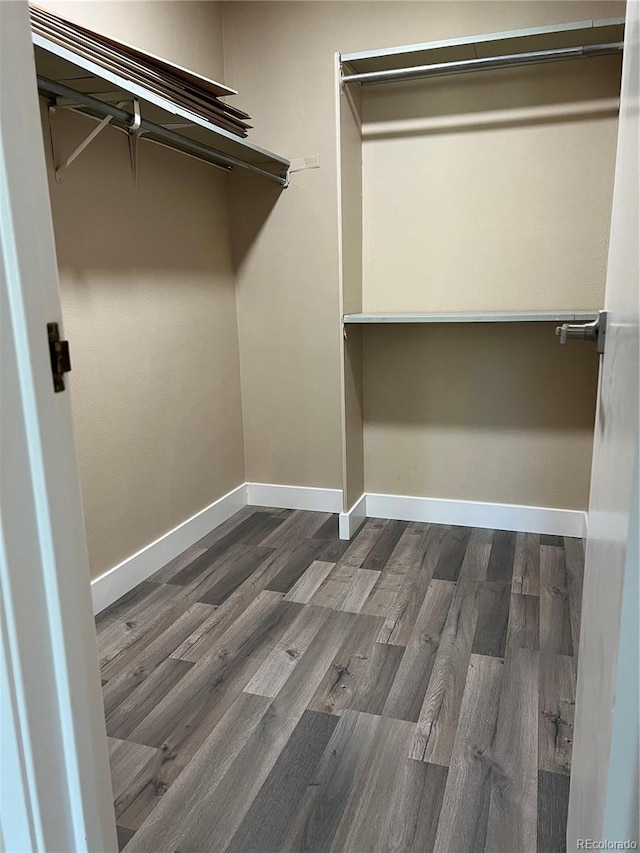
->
[96,509,583,853]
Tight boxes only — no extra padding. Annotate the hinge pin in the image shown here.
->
[47,322,71,392]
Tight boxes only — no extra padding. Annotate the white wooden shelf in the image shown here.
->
[33,35,290,185]
[343,311,600,324]
[340,17,624,77]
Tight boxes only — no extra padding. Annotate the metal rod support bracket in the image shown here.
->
[127,98,142,183]
[51,98,133,182]
[555,310,607,354]
[37,76,289,186]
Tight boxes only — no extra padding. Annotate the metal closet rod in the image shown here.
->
[342,41,624,85]
[37,76,288,186]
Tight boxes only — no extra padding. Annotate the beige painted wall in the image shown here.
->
[362,56,621,312]
[39,2,244,579]
[363,324,599,509]
[223,0,622,509]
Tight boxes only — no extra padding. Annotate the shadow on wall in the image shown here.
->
[228,169,284,274]
[363,55,622,129]
[363,323,600,431]
[45,108,235,279]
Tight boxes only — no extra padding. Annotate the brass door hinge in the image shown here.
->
[47,322,71,392]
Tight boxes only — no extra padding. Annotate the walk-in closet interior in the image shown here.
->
[31,1,628,850]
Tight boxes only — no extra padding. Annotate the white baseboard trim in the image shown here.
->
[365,492,586,538]
[90,483,247,615]
[246,482,342,513]
[339,494,367,539]
[91,482,586,616]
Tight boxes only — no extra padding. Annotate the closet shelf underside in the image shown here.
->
[33,35,290,185]
[340,16,624,75]
[343,311,600,324]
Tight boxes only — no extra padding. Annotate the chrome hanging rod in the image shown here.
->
[342,41,623,85]
[37,76,288,186]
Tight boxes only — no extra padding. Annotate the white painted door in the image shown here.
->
[568,1,639,846]
[0,3,117,851]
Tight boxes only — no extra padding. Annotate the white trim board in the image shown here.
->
[246,483,342,513]
[365,492,586,538]
[91,483,586,614]
[339,494,367,539]
[91,482,341,614]
[90,484,247,614]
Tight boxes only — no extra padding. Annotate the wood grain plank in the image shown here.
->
[213,510,286,548]
[382,760,448,853]
[564,536,585,655]
[169,598,242,663]
[540,546,573,655]
[310,564,381,613]
[107,737,161,822]
[361,567,409,617]
[128,610,356,852]
[312,514,340,540]
[540,534,563,547]
[539,653,576,775]
[486,529,517,583]
[197,546,275,605]
[433,526,472,582]
[329,713,417,853]
[169,513,283,586]
[433,654,504,853]
[458,542,491,582]
[315,536,350,563]
[131,590,294,748]
[186,505,260,550]
[95,581,163,632]
[507,593,540,651]
[513,532,541,595]
[307,613,385,715]
[166,541,257,593]
[472,581,511,658]
[106,658,194,741]
[411,578,481,764]
[225,710,339,853]
[148,544,207,584]
[469,527,495,546]
[281,708,381,852]
[485,648,539,853]
[283,560,335,604]
[384,521,431,570]
[260,509,331,549]
[244,605,331,698]
[170,548,302,662]
[265,539,331,594]
[349,642,405,715]
[383,580,456,722]
[120,595,302,829]
[102,601,215,713]
[119,691,272,836]
[338,517,389,567]
[378,525,446,646]
[98,583,202,679]
[537,770,570,853]
[360,519,409,571]
[116,826,135,851]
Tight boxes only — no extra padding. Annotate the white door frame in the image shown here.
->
[0,3,117,850]
[568,0,639,845]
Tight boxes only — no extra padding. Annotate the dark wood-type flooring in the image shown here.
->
[96,508,584,853]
